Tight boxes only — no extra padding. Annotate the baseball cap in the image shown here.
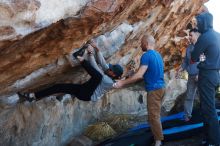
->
[109,64,123,78]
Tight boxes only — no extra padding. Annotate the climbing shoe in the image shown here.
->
[17,92,36,102]
[72,45,87,59]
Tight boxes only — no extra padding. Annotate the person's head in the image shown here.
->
[87,44,92,49]
[106,64,123,79]
[196,12,213,33]
[141,34,156,52]
[189,28,200,44]
[197,5,209,14]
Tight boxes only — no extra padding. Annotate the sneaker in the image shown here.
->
[72,45,87,59]
[182,115,191,122]
[203,144,219,146]
[201,142,220,146]
[201,140,207,145]
[154,140,163,146]
[184,116,191,122]
[17,92,35,102]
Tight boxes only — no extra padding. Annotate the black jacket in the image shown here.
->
[191,12,220,70]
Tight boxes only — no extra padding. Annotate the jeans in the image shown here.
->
[198,70,220,145]
[184,75,198,119]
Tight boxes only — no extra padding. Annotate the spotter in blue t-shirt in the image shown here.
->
[140,50,165,91]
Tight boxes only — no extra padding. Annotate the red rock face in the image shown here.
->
[0,0,204,96]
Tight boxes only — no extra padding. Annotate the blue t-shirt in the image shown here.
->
[140,50,165,91]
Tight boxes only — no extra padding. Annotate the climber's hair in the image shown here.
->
[142,34,155,46]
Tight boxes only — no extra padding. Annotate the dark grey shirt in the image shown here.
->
[88,52,114,101]
[182,44,199,76]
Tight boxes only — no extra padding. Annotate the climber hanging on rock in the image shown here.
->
[17,40,123,102]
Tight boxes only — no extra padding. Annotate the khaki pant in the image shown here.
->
[147,88,165,140]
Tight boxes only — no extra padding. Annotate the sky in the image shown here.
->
[205,0,220,32]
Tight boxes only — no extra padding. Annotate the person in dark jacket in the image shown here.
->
[191,12,220,146]
[18,41,123,102]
